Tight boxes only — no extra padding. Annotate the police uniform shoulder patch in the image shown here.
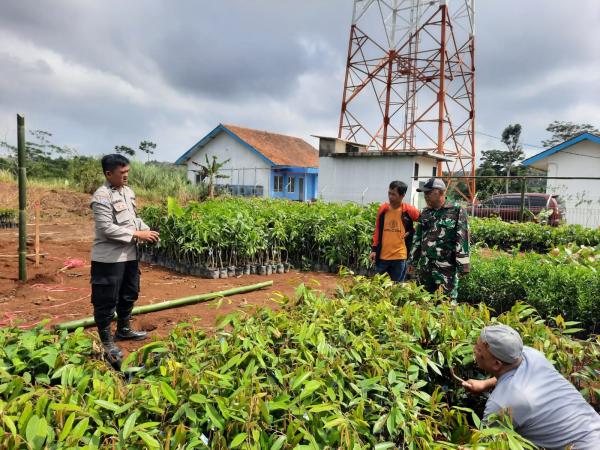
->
[92,195,111,207]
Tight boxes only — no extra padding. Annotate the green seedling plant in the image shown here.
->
[0,275,598,449]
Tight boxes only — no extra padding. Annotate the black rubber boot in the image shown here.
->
[115,318,147,341]
[98,326,123,369]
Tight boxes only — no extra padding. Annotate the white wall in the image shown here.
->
[412,156,437,208]
[319,155,437,206]
[186,132,272,198]
[544,140,600,227]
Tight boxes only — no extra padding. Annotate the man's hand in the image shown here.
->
[407,264,414,275]
[134,230,160,243]
[369,252,376,262]
[462,377,497,394]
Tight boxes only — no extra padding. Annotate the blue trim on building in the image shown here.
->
[174,124,276,167]
[275,166,319,174]
[269,169,318,201]
[522,133,600,167]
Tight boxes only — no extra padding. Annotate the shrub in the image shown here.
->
[459,250,600,334]
[70,156,104,194]
[470,217,600,252]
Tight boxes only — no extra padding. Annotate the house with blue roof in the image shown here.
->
[523,133,600,227]
[175,124,319,201]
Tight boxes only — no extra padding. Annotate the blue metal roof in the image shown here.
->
[174,124,275,166]
[522,133,600,166]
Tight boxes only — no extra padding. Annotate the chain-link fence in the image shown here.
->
[436,176,600,228]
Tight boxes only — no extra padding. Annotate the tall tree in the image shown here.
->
[541,121,599,147]
[114,145,136,157]
[138,140,156,162]
[191,155,230,199]
[501,124,523,194]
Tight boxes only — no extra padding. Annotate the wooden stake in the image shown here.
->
[35,200,40,267]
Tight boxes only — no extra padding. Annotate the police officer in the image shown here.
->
[408,178,470,299]
[90,154,160,361]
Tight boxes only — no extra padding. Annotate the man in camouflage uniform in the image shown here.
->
[408,178,470,299]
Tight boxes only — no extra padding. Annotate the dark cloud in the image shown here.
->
[0,0,598,161]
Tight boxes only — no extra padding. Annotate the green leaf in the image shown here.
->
[2,415,17,435]
[25,415,47,450]
[229,432,247,448]
[308,404,336,413]
[50,403,82,412]
[41,348,58,369]
[270,435,286,450]
[160,381,179,405]
[324,417,346,429]
[374,443,396,450]
[136,430,160,449]
[70,417,90,442]
[205,404,224,430]
[122,411,139,440]
[58,413,76,442]
[291,371,313,390]
[94,399,121,412]
[373,413,388,434]
[299,380,321,399]
[189,394,206,404]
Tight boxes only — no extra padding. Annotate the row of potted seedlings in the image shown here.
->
[0,209,17,229]
[139,249,291,279]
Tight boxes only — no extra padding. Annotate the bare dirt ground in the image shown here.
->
[0,182,342,355]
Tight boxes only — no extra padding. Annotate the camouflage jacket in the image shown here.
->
[409,203,470,273]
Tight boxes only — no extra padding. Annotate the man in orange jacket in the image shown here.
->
[370,181,420,282]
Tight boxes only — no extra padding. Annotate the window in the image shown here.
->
[195,173,201,184]
[217,184,264,197]
[432,166,437,177]
[274,175,283,192]
[287,176,295,193]
[493,196,523,207]
[528,196,549,207]
[413,162,419,178]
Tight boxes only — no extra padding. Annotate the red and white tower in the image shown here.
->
[338,0,476,200]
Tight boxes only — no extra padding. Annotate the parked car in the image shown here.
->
[470,193,565,226]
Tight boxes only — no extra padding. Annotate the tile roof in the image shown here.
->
[223,124,319,168]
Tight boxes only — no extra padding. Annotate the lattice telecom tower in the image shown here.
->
[338,0,476,200]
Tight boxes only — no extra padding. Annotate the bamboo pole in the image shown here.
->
[17,114,26,281]
[54,280,273,331]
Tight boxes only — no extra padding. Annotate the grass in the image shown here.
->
[0,161,204,205]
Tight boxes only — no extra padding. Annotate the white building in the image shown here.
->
[522,133,600,228]
[175,124,319,201]
[316,136,451,207]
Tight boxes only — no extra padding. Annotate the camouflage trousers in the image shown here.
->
[416,267,459,300]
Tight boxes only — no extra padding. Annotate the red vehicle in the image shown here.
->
[470,193,565,226]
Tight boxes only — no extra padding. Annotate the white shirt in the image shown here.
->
[485,346,600,449]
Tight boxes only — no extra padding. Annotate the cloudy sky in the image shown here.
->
[1,0,599,162]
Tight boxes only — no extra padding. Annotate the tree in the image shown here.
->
[138,140,156,162]
[114,145,136,157]
[541,121,600,148]
[501,124,523,194]
[0,129,77,178]
[191,155,230,199]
